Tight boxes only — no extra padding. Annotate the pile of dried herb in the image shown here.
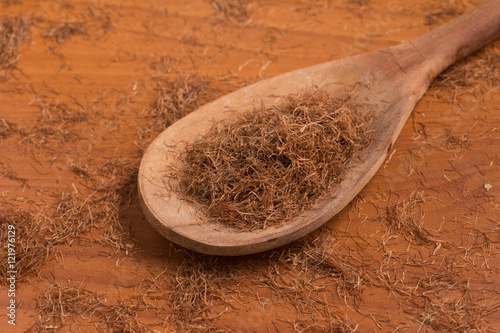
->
[0,208,51,283]
[42,21,87,44]
[172,89,370,230]
[0,15,30,73]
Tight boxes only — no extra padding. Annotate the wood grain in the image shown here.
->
[1,0,499,332]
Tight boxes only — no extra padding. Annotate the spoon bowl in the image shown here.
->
[138,1,500,255]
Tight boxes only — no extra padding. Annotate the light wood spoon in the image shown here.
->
[138,0,500,256]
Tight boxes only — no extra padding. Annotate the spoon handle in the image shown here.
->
[411,0,500,78]
[375,0,500,95]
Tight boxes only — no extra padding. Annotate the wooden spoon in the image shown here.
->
[138,0,500,256]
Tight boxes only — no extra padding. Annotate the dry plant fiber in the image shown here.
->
[0,208,51,284]
[0,15,30,73]
[29,281,147,332]
[172,89,370,230]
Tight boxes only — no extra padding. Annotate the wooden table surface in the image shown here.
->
[1,0,499,332]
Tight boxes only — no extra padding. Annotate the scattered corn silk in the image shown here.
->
[0,208,50,283]
[0,15,31,72]
[170,89,371,231]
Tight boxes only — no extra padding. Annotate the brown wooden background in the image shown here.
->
[0,0,499,332]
